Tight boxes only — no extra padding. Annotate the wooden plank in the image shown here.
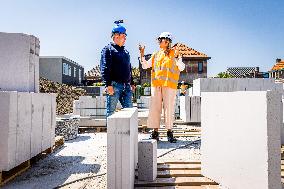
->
[135,186,219,189]
[158,164,201,171]
[0,160,30,186]
[135,177,217,187]
[157,170,202,178]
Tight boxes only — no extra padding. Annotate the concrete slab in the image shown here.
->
[107,108,138,189]
[138,139,157,181]
[201,91,282,189]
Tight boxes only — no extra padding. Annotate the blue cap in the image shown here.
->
[112,20,127,35]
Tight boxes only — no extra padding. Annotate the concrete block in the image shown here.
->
[138,110,149,126]
[96,96,106,118]
[0,92,18,171]
[138,139,157,181]
[140,96,151,109]
[193,78,280,96]
[73,100,80,115]
[107,108,138,189]
[79,118,106,127]
[0,33,39,92]
[41,93,52,151]
[201,91,282,189]
[50,94,56,147]
[31,93,43,158]
[180,96,201,123]
[79,96,96,116]
[16,92,32,165]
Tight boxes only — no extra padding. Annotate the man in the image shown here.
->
[100,20,135,117]
[180,81,187,96]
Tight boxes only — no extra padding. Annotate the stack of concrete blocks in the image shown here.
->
[107,108,138,189]
[138,96,151,109]
[0,33,56,172]
[201,91,282,189]
[0,92,56,171]
[180,96,201,123]
[138,139,157,181]
[0,32,39,93]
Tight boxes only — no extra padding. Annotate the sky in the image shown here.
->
[0,0,283,76]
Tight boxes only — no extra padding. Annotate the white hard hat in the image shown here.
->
[158,32,173,41]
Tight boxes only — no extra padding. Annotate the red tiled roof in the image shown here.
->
[85,65,101,78]
[271,59,284,71]
[172,43,209,58]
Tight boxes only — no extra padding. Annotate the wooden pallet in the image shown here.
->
[0,136,65,186]
[135,162,218,188]
[78,126,107,133]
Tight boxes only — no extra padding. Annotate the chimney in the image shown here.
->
[276,58,281,63]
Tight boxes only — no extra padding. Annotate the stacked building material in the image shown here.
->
[0,33,56,172]
[56,118,79,141]
[40,77,86,115]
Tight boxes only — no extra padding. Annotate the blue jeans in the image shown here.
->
[106,81,133,117]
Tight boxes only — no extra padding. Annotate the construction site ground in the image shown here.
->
[2,124,201,189]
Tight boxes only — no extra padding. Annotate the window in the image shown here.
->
[74,67,77,78]
[68,66,72,76]
[79,69,82,83]
[198,62,203,72]
[63,63,69,75]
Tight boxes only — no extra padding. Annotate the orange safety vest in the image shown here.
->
[151,49,180,89]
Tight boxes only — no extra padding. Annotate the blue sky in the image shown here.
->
[0,0,283,76]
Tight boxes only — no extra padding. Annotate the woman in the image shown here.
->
[139,32,185,143]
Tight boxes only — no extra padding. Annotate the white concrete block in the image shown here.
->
[138,139,157,181]
[79,118,106,127]
[107,108,138,189]
[0,33,39,92]
[140,96,151,109]
[201,91,282,189]
[180,96,201,123]
[73,100,80,115]
[193,78,279,96]
[41,93,52,151]
[79,96,96,116]
[0,92,18,171]
[16,92,32,165]
[31,93,43,158]
[50,94,56,147]
[96,96,106,118]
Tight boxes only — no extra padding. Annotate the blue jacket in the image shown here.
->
[100,42,134,87]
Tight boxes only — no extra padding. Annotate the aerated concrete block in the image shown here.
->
[107,108,138,189]
[0,92,18,171]
[193,78,281,96]
[0,33,40,92]
[16,92,32,165]
[79,96,96,116]
[180,96,201,123]
[138,139,157,181]
[41,93,52,151]
[50,94,56,147]
[73,100,80,115]
[31,93,43,158]
[201,91,282,189]
[96,96,106,118]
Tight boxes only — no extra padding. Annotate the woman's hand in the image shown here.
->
[173,47,180,58]
[139,44,145,57]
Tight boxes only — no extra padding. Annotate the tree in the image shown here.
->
[216,72,233,78]
[132,67,140,84]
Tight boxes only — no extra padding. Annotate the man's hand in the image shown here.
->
[131,85,136,92]
[107,86,114,95]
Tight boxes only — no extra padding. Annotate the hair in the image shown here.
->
[158,37,172,56]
